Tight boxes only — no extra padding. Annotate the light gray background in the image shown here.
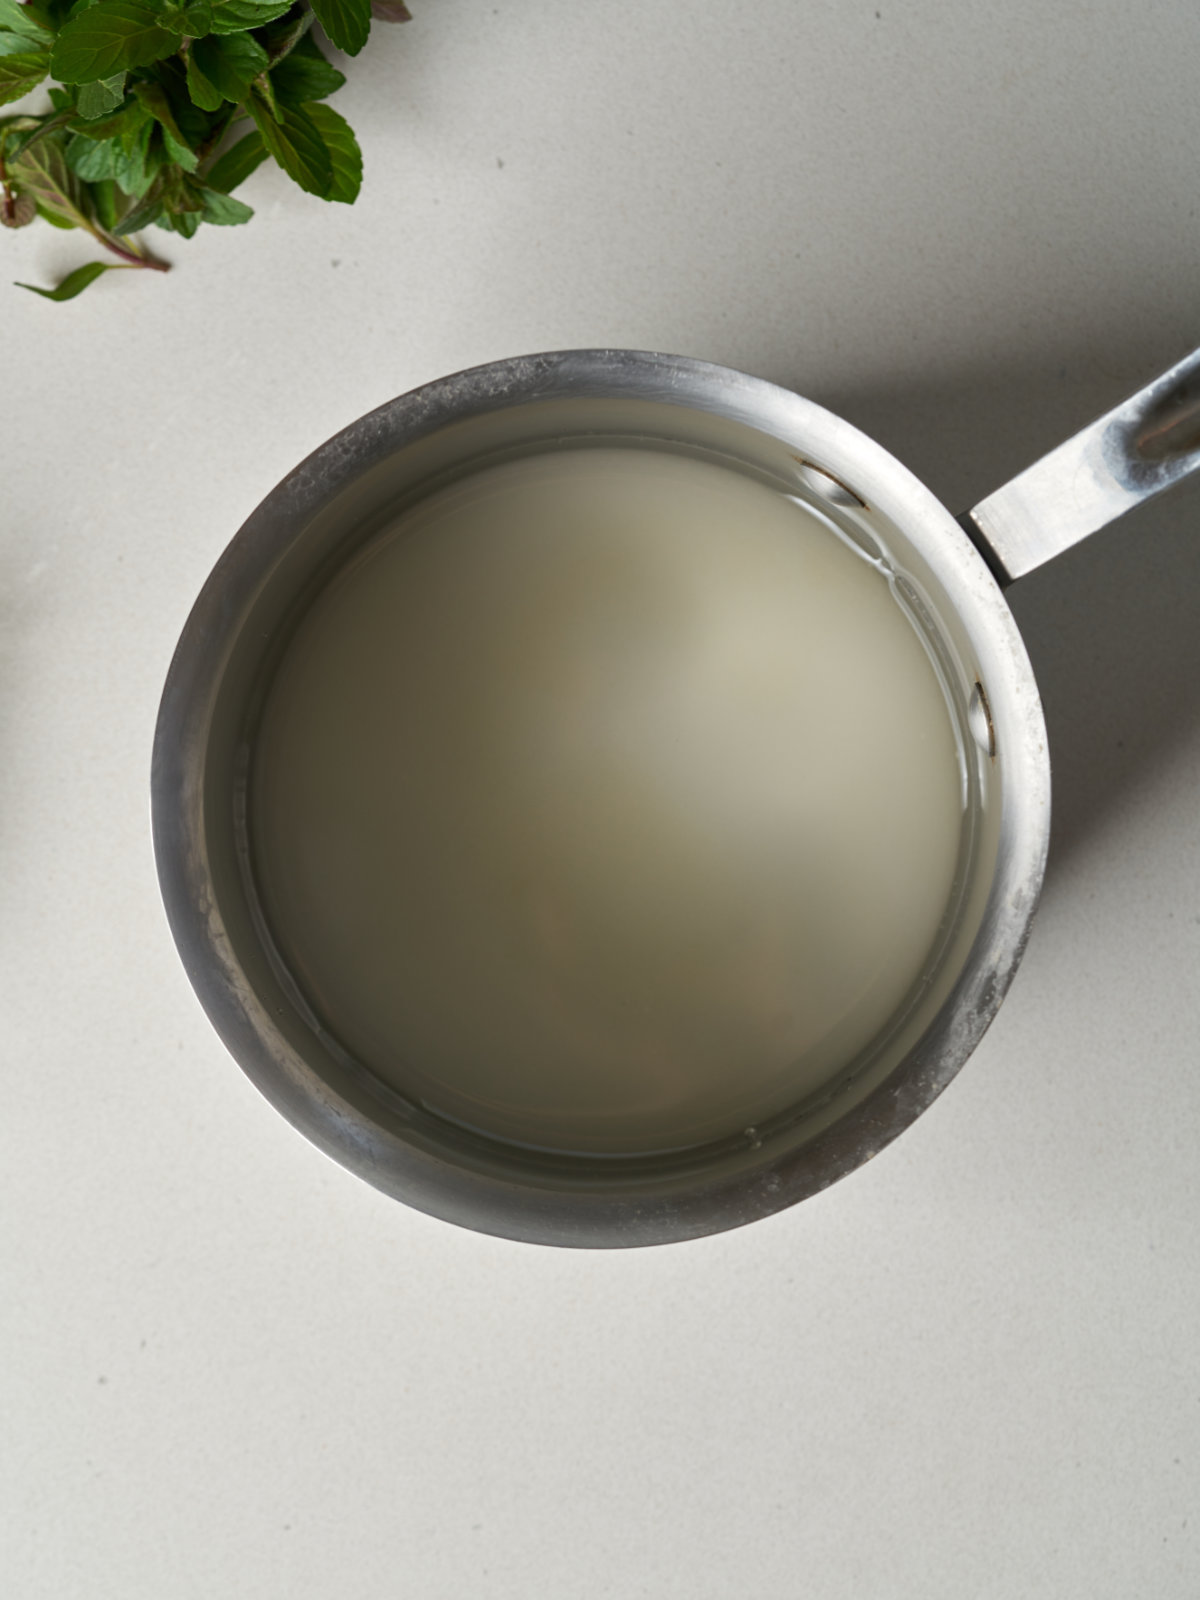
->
[3,2,1199,1595]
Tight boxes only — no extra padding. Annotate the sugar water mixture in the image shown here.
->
[250,447,965,1154]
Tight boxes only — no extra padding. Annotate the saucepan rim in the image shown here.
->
[151,348,1051,1247]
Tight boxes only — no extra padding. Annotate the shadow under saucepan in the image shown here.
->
[807,332,1200,888]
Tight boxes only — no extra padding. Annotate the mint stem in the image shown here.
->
[92,227,170,271]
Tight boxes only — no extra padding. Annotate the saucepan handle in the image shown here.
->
[961,344,1200,585]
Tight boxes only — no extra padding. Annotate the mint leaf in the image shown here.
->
[59,0,102,24]
[254,6,312,62]
[17,258,119,298]
[51,0,177,84]
[190,30,265,104]
[161,125,195,166]
[215,90,358,205]
[184,46,221,110]
[7,113,72,160]
[270,39,344,107]
[111,173,162,230]
[8,129,92,228]
[109,114,163,196]
[150,169,203,233]
[196,181,250,223]
[203,125,263,190]
[132,79,198,170]
[90,172,120,228]
[156,0,213,35]
[309,0,369,56]
[248,93,330,195]
[305,101,359,202]
[0,110,44,156]
[0,0,53,41]
[120,163,196,234]
[0,47,49,105]
[160,163,201,209]
[67,98,141,137]
[149,58,209,144]
[75,69,126,116]
[158,205,199,235]
[209,0,292,35]
[65,126,118,177]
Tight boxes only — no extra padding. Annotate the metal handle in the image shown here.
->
[961,345,1200,584]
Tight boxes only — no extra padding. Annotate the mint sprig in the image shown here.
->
[1,0,406,299]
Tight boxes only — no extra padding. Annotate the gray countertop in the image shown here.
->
[4,2,1199,1594]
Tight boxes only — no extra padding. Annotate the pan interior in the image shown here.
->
[236,417,996,1169]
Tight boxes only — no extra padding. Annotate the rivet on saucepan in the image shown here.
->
[968,680,996,758]
[792,457,867,508]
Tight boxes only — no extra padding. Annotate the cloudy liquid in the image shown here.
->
[250,447,965,1155]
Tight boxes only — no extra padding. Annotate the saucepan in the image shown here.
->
[151,346,1200,1247]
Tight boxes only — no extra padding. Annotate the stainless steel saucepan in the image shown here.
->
[152,346,1200,1247]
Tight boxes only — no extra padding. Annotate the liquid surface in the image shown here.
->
[250,447,964,1154]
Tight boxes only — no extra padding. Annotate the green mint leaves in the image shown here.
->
[0,3,54,106]
[51,2,177,85]
[189,32,268,107]
[17,255,120,295]
[0,1,53,44]
[75,70,126,116]
[9,126,93,228]
[209,0,295,35]
[308,0,368,57]
[248,92,327,194]
[3,0,392,300]
[0,52,52,107]
[203,125,263,190]
[305,100,357,201]
[269,34,342,105]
